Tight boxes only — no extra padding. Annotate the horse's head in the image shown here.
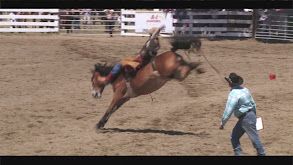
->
[91,63,113,99]
[91,71,106,99]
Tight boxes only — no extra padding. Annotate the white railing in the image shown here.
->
[120,9,174,37]
[120,9,148,37]
[0,9,59,33]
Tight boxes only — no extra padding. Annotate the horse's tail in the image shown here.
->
[170,37,201,52]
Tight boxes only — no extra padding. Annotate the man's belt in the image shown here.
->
[238,109,252,120]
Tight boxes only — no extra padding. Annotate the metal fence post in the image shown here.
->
[189,11,192,35]
[57,9,60,34]
[121,9,124,36]
[252,9,258,38]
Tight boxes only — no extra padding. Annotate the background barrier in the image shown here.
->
[0,9,292,42]
[59,9,121,36]
[255,9,293,42]
[172,9,253,37]
[121,9,253,38]
[0,9,59,33]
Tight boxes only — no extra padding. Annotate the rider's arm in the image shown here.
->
[146,25,165,50]
[150,27,161,40]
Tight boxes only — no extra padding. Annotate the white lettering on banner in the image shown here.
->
[135,12,173,34]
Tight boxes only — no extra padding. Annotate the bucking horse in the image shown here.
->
[91,37,203,129]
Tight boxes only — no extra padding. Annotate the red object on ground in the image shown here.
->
[269,74,276,80]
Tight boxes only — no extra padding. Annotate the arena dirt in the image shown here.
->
[0,34,292,155]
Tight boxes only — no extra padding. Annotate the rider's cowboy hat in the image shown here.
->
[148,27,159,36]
[225,73,243,86]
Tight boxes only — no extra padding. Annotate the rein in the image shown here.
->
[199,50,221,74]
[151,56,157,71]
[184,50,192,61]
[198,50,226,83]
[149,55,157,102]
[184,46,224,82]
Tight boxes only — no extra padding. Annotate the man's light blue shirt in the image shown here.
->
[221,86,256,126]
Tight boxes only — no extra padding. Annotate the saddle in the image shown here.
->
[120,57,140,81]
[120,57,141,69]
[121,57,156,98]
[119,58,139,97]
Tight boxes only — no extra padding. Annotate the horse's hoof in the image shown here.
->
[96,123,104,130]
[95,126,106,134]
[196,68,205,74]
[189,62,201,69]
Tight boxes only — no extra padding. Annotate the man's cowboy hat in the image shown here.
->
[225,73,243,86]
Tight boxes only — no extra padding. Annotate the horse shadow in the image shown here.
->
[99,127,198,136]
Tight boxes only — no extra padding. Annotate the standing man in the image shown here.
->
[104,9,115,37]
[9,12,17,28]
[72,9,81,30]
[219,73,266,156]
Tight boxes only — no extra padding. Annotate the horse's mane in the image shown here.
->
[94,63,114,77]
[170,37,201,52]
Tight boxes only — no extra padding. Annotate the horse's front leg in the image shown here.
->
[96,96,130,129]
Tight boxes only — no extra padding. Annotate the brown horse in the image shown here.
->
[91,39,203,129]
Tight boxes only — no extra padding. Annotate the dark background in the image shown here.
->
[0,0,293,9]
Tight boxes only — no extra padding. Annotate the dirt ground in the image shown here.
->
[0,33,292,156]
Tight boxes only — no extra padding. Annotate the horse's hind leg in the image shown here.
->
[187,61,201,70]
[173,65,192,81]
[173,61,201,81]
[96,96,130,129]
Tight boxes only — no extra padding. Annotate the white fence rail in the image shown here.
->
[120,9,149,37]
[0,9,59,33]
